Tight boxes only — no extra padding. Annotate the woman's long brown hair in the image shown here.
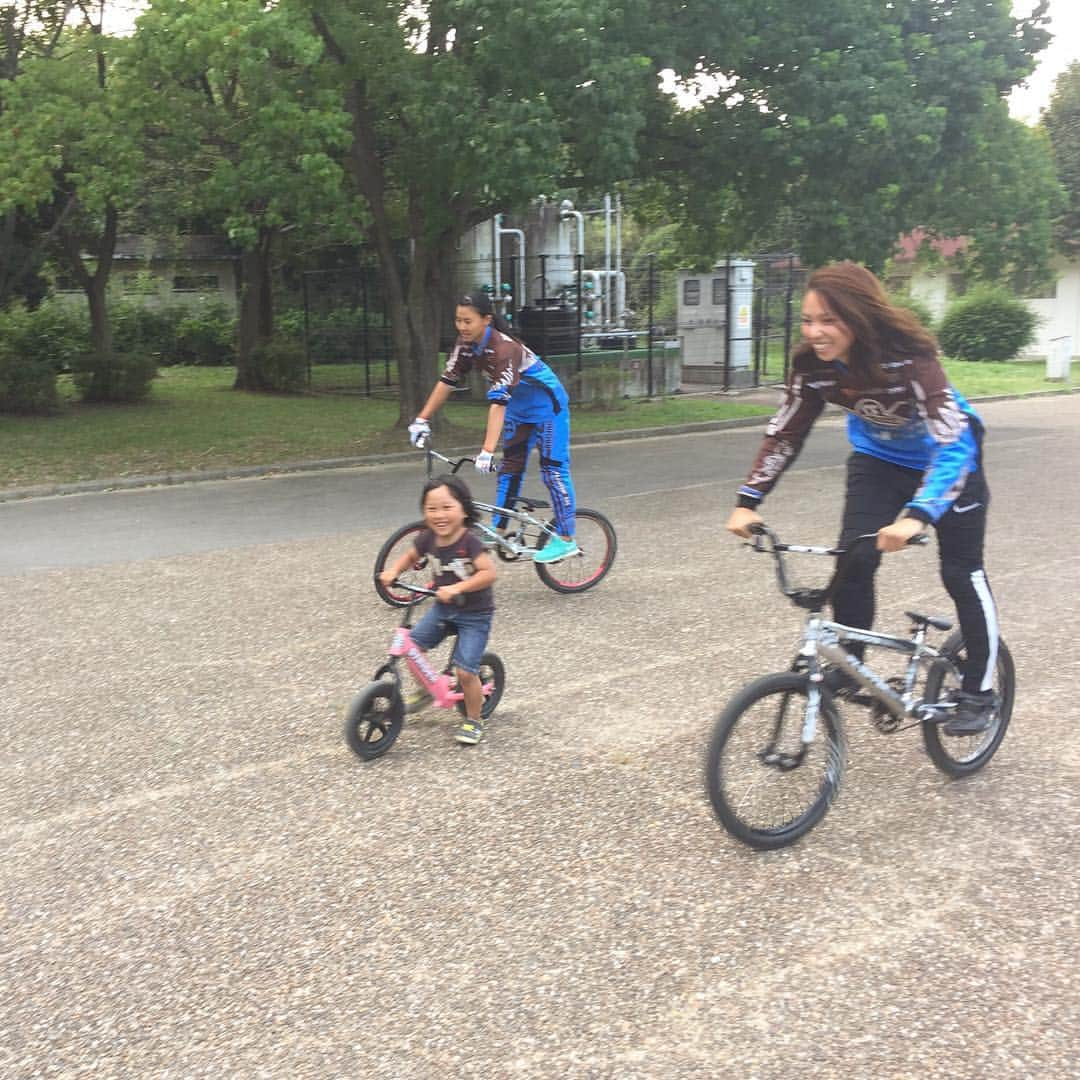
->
[793,261,938,384]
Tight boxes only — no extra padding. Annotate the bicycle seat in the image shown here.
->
[905,611,953,631]
[508,496,550,511]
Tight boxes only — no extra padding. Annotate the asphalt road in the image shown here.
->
[1,396,1077,1078]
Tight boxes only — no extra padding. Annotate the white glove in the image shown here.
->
[408,417,431,448]
[474,450,496,473]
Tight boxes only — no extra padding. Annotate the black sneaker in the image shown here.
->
[944,691,997,736]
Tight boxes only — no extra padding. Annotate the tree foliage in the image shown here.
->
[1043,61,1080,257]
[129,0,354,389]
[643,0,1057,281]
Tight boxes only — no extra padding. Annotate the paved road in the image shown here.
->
[1,396,1077,1077]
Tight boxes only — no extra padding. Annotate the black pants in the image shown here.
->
[835,453,999,694]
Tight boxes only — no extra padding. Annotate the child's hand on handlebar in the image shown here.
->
[378,569,398,587]
[436,585,462,605]
[725,507,763,538]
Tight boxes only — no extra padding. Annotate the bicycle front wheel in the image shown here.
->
[373,521,430,607]
[344,681,405,760]
[534,508,617,594]
[705,673,846,850]
[921,633,1014,778]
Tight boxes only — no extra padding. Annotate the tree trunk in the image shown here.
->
[56,201,118,399]
[234,229,275,390]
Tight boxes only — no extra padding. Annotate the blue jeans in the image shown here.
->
[410,604,493,675]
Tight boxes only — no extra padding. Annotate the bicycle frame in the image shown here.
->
[749,524,957,741]
[381,582,493,708]
[423,445,560,558]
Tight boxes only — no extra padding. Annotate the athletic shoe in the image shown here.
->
[944,691,997,736]
[403,687,433,714]
[454,717,485,745]
[533,535,580,563]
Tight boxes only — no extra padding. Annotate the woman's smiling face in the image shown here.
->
[801,289,854,363]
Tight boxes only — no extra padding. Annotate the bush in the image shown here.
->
[70,347,158,403]
[888,291,936,333]
[250,337,308,392]
[571,364,624,410]
[174,306,236,366]
[0,305,62,413]
[937,287,1038,362]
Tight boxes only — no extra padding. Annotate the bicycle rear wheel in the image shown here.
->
[455,652,506,720]
[533,508,617,594]
[921,633,1014,777]
[705,672,846,850]
[373,521,430,607]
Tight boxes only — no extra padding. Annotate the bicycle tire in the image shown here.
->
[705,672,846,850]
[344,681,405,760]
[533,508,617,594]
[455,651,506,720]
[373,521,430,607]
[921,633,1014,778]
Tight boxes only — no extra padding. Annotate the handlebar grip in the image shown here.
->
[908,533,931,547]
[415,435,428,450]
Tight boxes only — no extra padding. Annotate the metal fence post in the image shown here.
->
[784,254,795,381]
[724,256,733,391]
[575,252,583,375]
[647,252,656,397]
[302,271,312,387]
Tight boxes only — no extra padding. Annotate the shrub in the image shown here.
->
[888,291,936,333]
[0,305,61,413]
[174,306,236,365]
[70,346,158,403]
[937,287,1038,362]
[250,337,308,392]
[571,364,624,410]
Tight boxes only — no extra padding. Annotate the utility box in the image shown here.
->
[677,261,755,386]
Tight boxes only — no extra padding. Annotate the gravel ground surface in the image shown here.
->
[1,396,1077,1078]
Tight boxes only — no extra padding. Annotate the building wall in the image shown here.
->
[1023,257,1080,361]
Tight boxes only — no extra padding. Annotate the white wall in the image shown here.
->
[1023,256,1080,361]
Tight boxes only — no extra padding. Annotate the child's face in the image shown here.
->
[455,305,491,344]
[423,484,467,541]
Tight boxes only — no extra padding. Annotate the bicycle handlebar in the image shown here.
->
[419,443,501,477]
[390,580,466,606]
[746,523,929,608]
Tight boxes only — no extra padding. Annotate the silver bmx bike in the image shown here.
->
[705,524,1014,850]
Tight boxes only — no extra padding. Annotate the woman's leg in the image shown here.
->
[537,408,576,538]
[833,454,919,634]
[495,416,537,528]
[935,470,998,694]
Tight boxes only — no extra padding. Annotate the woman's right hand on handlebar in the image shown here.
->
[725,506,763,538]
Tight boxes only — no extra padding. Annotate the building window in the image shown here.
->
[683,279,701,306]
[173,274,219,292]
[712,277,727,305]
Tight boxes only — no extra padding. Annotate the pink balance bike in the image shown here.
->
[344,582,505,760]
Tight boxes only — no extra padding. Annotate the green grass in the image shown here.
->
[1,357,1074,491]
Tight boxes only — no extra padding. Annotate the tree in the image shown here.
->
[1043,61,1080,257]
[0,1,83,308]
[638,0,1057,277]
[303,0,663,424]
[129,0,354,390]
[0,21,148,396]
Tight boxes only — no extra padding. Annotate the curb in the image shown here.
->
[2,385,1074,504]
